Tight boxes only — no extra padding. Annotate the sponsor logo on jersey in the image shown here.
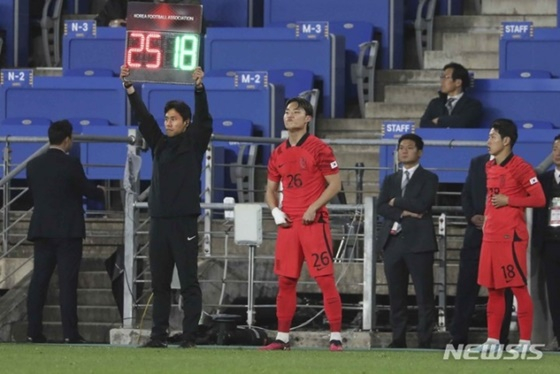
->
[330,161,338,169]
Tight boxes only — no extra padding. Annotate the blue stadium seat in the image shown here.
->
[0,76,127,126]
[470,78,560,129]
[1,117,52,126]
[516,120,554,130]
[270,21,378,115]
[0,0,30,67]
[213,118,256,202]
[500,69,553,79]
[68,118,112,127]
[63,26,125,76]
[64,68,115,77]
[79,126,129,180]
[328,21,377,107]
[500,27,560,78]
[201,0,262,27]
[204,27,344,118]
[437,0,463,15]
[267,69,315,99]
[263,0,404,69]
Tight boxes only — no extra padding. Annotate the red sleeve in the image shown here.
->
[317,143,339,176]
[267,148,281,183]
[508,160,546,208]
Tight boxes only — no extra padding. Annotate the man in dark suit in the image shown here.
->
[26,120,104,343]
[532,134,560,349]
[420,62,483,128]
[449,153,513,348]
[377,133,439,348]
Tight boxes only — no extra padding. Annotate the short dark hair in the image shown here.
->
[164,100,192,122]
[285,97,314,117]
[491,118,518,148]
[554,134,560,142]
[398,133,424,151]
[48,120,73,145]
[443,62,470,90]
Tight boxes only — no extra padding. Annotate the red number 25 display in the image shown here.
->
[125,2,203,84]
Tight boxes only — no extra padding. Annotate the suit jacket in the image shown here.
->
[420,92,483,128]
[532,170,555,253]
[461,154,490,256]
[377,165,439,253]
[26,148,104,241]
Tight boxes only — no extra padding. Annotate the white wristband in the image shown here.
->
[271,207,287,225]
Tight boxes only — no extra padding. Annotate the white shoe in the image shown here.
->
[467,342,502,353]
[507,344,530,354]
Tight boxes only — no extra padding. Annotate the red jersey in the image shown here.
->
[267,134,339,217]
[483,154,545,241]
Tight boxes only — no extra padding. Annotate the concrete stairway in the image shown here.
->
[2,215,133,343]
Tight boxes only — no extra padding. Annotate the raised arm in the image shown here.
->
[120,65,163,150]
[190,67,213,154]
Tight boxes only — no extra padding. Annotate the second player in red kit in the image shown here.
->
[469,119,545,354]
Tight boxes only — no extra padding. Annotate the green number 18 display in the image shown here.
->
[126,31,199,71]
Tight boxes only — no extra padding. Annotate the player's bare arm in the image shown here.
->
[302,173,341,225]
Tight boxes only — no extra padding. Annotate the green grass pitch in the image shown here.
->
[1,344,560,374]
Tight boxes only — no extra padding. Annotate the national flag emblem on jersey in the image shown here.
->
[530,177,538,185]
[330,161,338,169]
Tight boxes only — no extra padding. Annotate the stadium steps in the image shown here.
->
[366,0,556,127]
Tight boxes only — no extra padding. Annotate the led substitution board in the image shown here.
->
[124,2,202,84]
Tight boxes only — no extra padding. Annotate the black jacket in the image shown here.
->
[377,165,439,253]
[460,154,490,257]
[26,148,104,240]
[532,170,556,254]
[128,86,212,218]
[420,91,483,128]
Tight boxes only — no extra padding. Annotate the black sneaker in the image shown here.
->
[141,338,168,348]
[178,340,196,349]
[27,335,47,343]
[64,335,87,344]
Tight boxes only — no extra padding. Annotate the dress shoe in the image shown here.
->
[447,339,466,350]
[387,341,407,348]
[178,340,196,349]
[141,338,168,348]
[27,334,47,343]
[418,342,432,349]
[64,335,87,344]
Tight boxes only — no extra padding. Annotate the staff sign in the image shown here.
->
[125,2,203,84]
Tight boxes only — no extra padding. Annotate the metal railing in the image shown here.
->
[0,131,138,288]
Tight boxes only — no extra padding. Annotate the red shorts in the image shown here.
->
[274,219,334,278]
[478,239,528,289]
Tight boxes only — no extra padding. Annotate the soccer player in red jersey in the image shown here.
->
[469,119,545,353]
[261,97,343,352]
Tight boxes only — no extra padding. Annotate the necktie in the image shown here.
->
[401,170,410,196]
[446,97,456,115]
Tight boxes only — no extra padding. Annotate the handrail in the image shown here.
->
[0,134,136,188]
